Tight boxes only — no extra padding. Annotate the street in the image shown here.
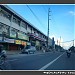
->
[1,51,75,70]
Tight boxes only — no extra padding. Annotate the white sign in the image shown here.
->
[4,37,14,43]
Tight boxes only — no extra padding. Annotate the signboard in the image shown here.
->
[15,40,21,44]
[36,40,40,46]
[4,37,14,43]
[27,42,31,45]
[10,28,16,38]
[21,41,27,46]
[8,39,15,43]
[18,32,29,41]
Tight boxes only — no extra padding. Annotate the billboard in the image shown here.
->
[18,32,29,41]
[21,41,27,46]
[4,37,14,43]
[10,28,16,38]
[15,40,21,44]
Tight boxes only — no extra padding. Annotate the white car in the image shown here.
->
[21,46,36,54]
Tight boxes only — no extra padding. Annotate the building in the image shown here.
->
[0,5,49,51]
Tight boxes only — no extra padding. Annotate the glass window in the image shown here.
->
[0,23,9,35]
[21,21,27,29]
[13,16,20,25]
[0,9,11,20]
[0,23,3,34]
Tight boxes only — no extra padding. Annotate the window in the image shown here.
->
[0,23,9,36]
[0,9,11,20]
[13,16,20,25]
[0,23,3,34]
[21,21,27,29]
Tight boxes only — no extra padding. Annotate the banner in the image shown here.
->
[21,41,27,46]
[18,32,29,41]
[10,30,16,38]
[4,37,14,43]
[15,40,21,44]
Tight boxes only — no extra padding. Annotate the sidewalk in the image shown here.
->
[6,50,45,58]
[7,50,20,55]
[7,50,44,54]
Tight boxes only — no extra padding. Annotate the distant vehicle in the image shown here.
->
[21,45,36,54]
[66,49,71,58]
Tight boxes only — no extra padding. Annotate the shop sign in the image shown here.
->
[18,32,29,41]
[21,41,27,46]
[4,37,14,43]
[15,40,21,44]
[36,40,40,46]
[10,29,16,38]
[27,42,31,45]
[9,39,14,43]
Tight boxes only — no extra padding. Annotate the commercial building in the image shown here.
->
[0,5,52,51]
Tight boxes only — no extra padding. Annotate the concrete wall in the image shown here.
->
[20,27,27,33]
[0,16,10,26]
[11,22,20,30]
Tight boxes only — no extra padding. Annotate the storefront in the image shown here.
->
[4,37,16,50]
[15,40,27,50]
[28,33,46,51]
[0,37,27,50]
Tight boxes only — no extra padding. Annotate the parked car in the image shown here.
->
[21,45,36,54]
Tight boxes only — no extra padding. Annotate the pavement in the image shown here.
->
[7,50,21,55]
[6,50,61,58]
[7,50,44,55]
[6,50,45,58]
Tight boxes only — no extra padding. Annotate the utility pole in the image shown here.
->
[59,36,61,46]
[47,8,51,49]
[73,40,74,47]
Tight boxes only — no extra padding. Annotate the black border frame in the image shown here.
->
[0,0,75,74]
[0,0,75,4]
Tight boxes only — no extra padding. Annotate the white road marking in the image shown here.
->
[39,52,65,70]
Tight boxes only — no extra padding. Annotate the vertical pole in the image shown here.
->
[73,40,74,47]
[47,8,51,49]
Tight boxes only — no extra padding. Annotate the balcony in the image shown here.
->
[28,33,46,42]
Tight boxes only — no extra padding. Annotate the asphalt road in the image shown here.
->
[1,51,75,70]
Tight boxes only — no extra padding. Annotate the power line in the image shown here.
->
[26,5,46,30]
[55,39,75,44]
[60,39,75,43]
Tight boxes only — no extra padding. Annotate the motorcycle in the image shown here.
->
[67,52,71,58]
[0,50,7,70]
[66,50,71,58]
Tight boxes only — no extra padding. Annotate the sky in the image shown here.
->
[6,4,75,49]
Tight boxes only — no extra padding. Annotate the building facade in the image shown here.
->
[0,5,49,51]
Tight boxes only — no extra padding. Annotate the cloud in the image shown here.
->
[62,41,73,50]
[69,11,75,16]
